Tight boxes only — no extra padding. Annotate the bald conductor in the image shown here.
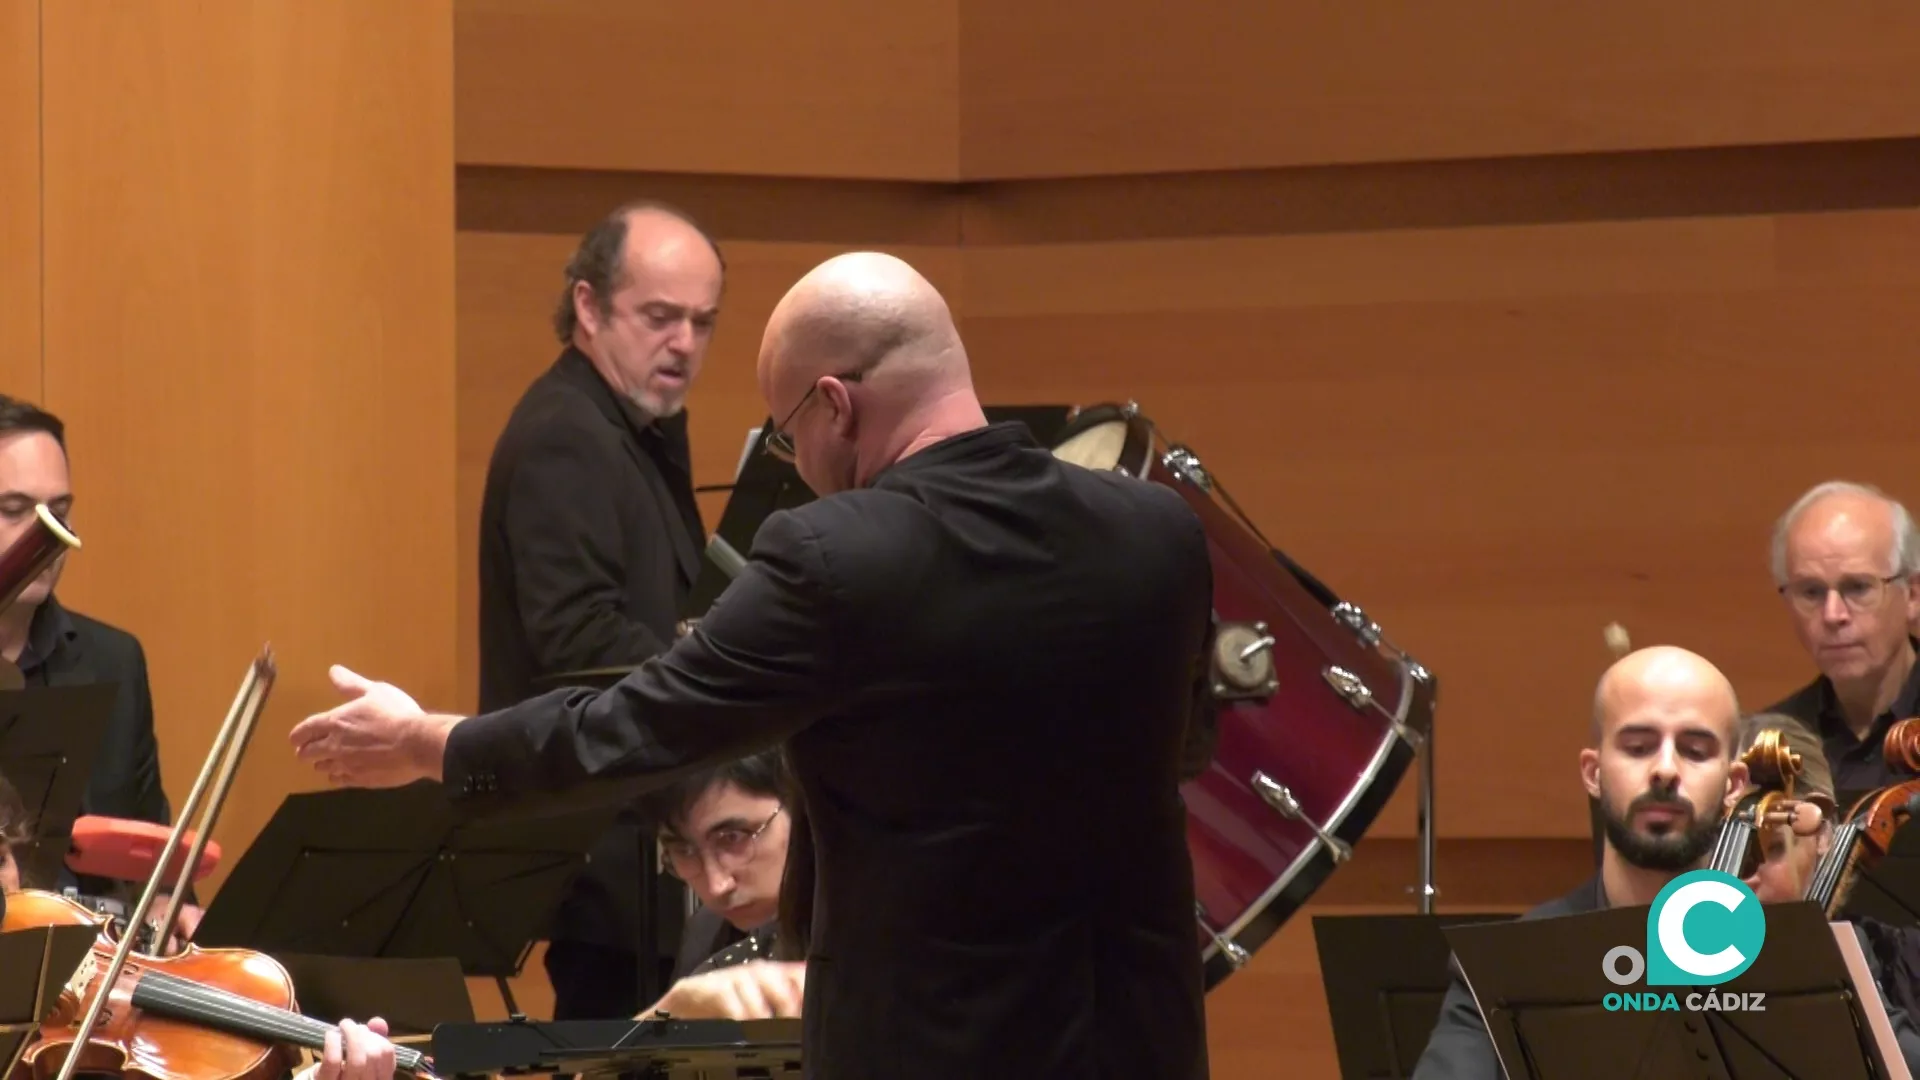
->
[291,252,1218,1080]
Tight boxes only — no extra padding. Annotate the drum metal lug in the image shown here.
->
[1163,446,1211,492]
[1330,601,1382,647]
[1196,903,1249,968]
[1253,772,1352,863]
[1211,621,1278,700]
[1121,400,1139,418]
[1322,665,1373,710]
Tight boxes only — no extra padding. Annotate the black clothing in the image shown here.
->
[1765,637,1920,795]
[476,347,706,1017]
[444,422,1216,1080]
[15,596,171,898]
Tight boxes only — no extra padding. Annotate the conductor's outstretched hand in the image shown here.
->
[290,665,450,788]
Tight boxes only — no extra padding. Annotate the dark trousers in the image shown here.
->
[543,941,643,1020]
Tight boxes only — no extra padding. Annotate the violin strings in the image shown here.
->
[130,972,426,1072]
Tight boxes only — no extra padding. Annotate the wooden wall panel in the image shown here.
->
[456,232,961,713]
[455,0,959,180]
[957,209,1920,839]
[39,0,457,902]
[0,0,38,398]
[959,2,1920,178]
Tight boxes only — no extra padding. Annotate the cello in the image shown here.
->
[3,646,434,1080]
[1804,718,1920,917]
[1707,724,1826,880]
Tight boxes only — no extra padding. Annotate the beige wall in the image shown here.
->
[10,0,458,946]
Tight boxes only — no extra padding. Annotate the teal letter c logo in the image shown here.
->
[1646,869,1765,986]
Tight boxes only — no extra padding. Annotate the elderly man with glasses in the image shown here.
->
[1762,480,1920,800]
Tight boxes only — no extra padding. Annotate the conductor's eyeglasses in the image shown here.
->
[764,371,865,463]
[1778,573,1907,614]
[658,807,784,880]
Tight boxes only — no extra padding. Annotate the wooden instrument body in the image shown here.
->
[3,889,303,1080]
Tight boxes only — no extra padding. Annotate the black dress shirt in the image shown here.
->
[1765,637,1920,799]
[14,596,172,897]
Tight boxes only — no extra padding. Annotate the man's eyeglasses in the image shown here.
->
[1778,573,1908,615]
[764,371,864,463]
[657,806,783,881]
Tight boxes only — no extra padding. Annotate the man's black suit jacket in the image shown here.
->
[445,422,1215,1080]
[476,346,706,953]
[16,596,172,896]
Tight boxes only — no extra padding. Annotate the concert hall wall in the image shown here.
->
[3,0,459,977]
[454,2,1920,1069]
[11,1,1920,1075]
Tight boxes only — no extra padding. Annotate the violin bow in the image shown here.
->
[53,646,278,1080]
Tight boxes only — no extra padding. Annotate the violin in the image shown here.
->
[4,649,434,1080]
[1805,717,1920,916]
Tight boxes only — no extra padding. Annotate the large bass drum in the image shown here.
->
[1049,402,1438,989]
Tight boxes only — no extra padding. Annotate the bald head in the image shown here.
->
[1585,645,1746,873]
[1591,645,1741,750]
[760,253,969,400]
[757,253,987,494]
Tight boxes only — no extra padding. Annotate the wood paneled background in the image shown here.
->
[12,0,1920,1075]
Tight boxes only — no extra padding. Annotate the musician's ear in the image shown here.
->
[1726,759,1750,799]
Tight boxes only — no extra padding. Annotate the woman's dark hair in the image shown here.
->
[634,748,789,833]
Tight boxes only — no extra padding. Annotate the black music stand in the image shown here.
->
[1442,901,1901,1079]
[0,923,97,1076]
[271,953,474,1042]
[1312,911,1521,1080]
[0,683,122,890]
[193,780,624,1018]
[430,1016,803,1079]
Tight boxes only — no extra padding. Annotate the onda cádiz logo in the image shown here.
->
[1601,869,1769,1013]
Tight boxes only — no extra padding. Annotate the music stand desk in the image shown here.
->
[1443,901,1902,1080]
[430,1016,803,1079]
[194,780,625,1017]
[0,923,98,1076]
[0,684,122,890]
[1312,911,1520,1080]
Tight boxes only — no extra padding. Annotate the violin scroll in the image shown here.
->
[1739,727,1804,797]
[1883,718,1920,774]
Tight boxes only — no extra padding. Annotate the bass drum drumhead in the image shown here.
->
[1048,404,1154,479]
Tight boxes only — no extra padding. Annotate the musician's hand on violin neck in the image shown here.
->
[289,665,455,789]
[319,1017,397,1080]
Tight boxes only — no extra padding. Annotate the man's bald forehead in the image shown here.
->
[1590,645,1741,746]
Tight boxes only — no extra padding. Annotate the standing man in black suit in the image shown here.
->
[293,251,1218,1080]
[472,202,724,1020]
[0,395,195,930]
